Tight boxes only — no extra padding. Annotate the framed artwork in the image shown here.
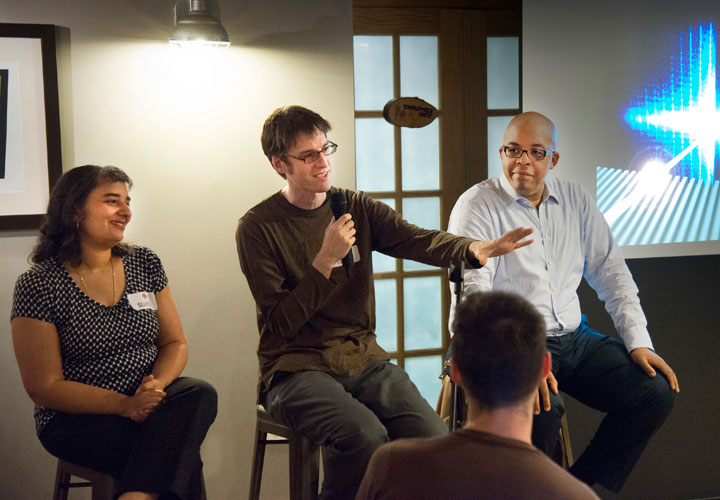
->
[0,23,62,230]
[0,68,8,180]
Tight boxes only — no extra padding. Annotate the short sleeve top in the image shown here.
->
[11,246,168,434]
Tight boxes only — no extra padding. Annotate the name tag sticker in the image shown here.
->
[333,245,361,268]
[128,291,158,311]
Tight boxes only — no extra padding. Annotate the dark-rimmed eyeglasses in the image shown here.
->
[283,142,338,164]
[503,145,553,161]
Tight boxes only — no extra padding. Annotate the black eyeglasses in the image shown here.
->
[503,145,553,161]
[283,142,338,164]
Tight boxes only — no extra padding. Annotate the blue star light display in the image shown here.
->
[597,21,720,246]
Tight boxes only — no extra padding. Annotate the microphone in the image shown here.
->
[448,261,465,299]
[329,191,355,279]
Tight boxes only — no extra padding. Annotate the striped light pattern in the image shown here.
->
[598,166,720,246]
[599,21,720,246]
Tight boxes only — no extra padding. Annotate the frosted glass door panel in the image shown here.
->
[353,36,393,110]
[374,279,397,352]
[373,198,397,273]
[403,276,442,349]
[402,197,440,271]
[487,37,519,109]
[399,36,439,108]
[488,115,514,180]
[401,120,440,191]
[355,118,395,192]
[405,355,443,407]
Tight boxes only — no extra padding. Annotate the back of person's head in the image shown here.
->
[452,291,546,409]
[261,105,331,164]
[32,165,132,265]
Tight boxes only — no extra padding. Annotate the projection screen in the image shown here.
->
[523,0,720,258]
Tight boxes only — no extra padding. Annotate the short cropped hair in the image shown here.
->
[452,291,546,409]
[32,165,133,266]
[260,105,331,163]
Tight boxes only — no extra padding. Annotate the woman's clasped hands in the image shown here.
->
[125,374,166,422]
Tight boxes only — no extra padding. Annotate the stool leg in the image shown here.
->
[248,425,268,500]
[289,437,319,500]
[90,474,115,500]
[560,413,574,468]
[53,462,70,500]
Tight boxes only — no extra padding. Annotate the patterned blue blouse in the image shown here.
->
[11,246,168,434]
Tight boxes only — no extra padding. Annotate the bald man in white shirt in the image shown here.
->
[447,111,679,493]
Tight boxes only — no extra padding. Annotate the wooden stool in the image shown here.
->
[249,405,320,500]
[53,460,115,500]
[53,458,208,499]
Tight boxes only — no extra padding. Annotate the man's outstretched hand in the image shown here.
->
[468,227,534,266]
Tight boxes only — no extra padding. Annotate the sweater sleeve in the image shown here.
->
[360,193,476,267]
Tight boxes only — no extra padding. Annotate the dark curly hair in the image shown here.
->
[32,165,133,266]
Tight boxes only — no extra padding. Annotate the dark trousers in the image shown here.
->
[39,377,217,499]
[531,319,674,492]
[264,361,448,500]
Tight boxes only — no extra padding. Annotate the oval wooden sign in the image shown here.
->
[383,97,438,128]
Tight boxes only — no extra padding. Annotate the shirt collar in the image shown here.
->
[498,173,561,207]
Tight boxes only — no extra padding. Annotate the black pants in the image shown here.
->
[531,319,674,492]
[39,377,217,499]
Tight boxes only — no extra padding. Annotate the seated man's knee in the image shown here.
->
[543,390,565,418]
[532,392,565,439]
[553,393,565,416]
[331,419,388,456]
[532,395,565,456]
[644,375,675,418]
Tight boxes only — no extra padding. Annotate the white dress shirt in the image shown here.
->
[448,174,653,352]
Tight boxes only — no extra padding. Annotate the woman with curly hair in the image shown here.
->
[11,165,217,500]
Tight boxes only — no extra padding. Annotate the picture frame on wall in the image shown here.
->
[0,68,8,181]
[0,23,62,230]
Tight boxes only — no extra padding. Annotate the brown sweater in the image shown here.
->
[236,187,476,390]
[356,429,600,500]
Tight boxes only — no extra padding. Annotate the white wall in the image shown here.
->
[0,1,355,498]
